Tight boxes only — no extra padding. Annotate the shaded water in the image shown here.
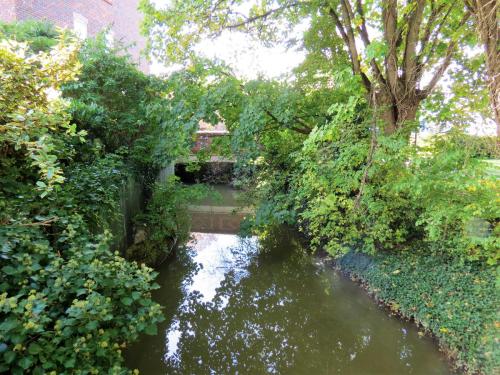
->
[126,186,451,374]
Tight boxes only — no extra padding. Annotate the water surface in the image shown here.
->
[126,186,451,374]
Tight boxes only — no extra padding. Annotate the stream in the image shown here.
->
[126,185,452,374]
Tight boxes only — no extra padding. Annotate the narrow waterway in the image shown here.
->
[126,185,451,374]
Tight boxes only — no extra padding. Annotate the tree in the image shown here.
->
[140,0,474,136]
[465,0,500,137]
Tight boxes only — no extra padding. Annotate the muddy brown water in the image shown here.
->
[125,185,452,374]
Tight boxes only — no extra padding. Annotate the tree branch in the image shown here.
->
[403,0,426,86]
[382,0,399,97]
[421,11,471,97]
[419,2,447,57]
[264,109,311,134]
[328,6,372,90]
[225,1,304,30]
[417,3,455,76]
[355,0,386,86]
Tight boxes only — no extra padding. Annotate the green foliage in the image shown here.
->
[65,154,130,233]
[450,133,499,159]
[0,37,84,196]
[0,226,163,374]
[406,132,499,264]
[0,28,171,373]
[0,20,58,52]
[292,106,499,264]
[291,96,419,256]
[337,250,499,374]
[62,36,196,181]
[127,177,209,266]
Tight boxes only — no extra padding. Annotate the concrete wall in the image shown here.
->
[111,175,145,252]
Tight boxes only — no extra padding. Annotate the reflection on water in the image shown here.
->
[126,186,451,374]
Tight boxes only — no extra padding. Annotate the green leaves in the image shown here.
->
[144,324,158,336]
[120,297,133,306]
[0,36,81,196]
[364,40,387,61]
[0,24,168,374]
[0,226,164,373]
[126,176,209,266]
[339,250,498,374]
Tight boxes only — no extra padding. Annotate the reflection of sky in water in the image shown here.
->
[165,232,258,362]
[126,191,450,375]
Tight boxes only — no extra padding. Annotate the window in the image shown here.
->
[73,13,88,39]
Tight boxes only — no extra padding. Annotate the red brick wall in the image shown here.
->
[113,0,148,72]
[0,0,17,22]
[14,0,113,35]
[0,0,148,72]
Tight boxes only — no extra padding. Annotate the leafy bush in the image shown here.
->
[0,32,165,373]
[451,133,500,159]
[0,20,58,52]
[126,177,208,266]
[291,97,418,256]
[0,226,163,374]
[62,36,196,181]
[405,132,499,264]
[64,154,130,234]
[286,98,499,264]
[0,37,83,196]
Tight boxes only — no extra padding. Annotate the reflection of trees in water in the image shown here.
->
[128,226,448,374]
[164,227,382,374]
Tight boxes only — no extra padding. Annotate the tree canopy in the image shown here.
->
[140,0,498,135]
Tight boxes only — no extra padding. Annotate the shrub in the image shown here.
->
[0,33,164,373]
[0,20,58,52]
[126,177,208,266]
[0,224,163,374]
[405,132,499,264]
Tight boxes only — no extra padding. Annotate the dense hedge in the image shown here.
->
[0,23,202,373]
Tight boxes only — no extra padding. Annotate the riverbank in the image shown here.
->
[323,249,498,374]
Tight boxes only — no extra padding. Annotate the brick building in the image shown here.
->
[0,0,149,72]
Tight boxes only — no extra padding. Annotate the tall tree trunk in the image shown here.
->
[373,88,420,136]
[466,0,500,137]
[329,1,469,140]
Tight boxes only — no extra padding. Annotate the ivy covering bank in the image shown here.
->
[0,22,207,373]
[336,251,498,374]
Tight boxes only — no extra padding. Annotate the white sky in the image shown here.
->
[150,30,305,79]
[149,0,306,79]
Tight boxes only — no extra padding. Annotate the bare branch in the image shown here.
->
[225,1,304,30]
